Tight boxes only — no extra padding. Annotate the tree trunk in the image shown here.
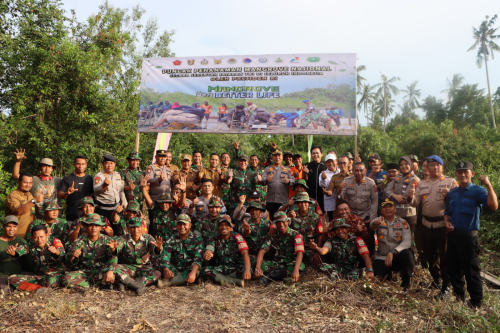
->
[484,58,497,129]
[383,90,387,132]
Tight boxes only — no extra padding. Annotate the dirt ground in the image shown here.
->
[1,266,499,333]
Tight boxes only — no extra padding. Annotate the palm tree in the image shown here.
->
[402,81,421,113]
[357,65,367,91]
[374,74,399,131]
[443,74,465,101]
[357,83,375,125]
[468,14,499,129]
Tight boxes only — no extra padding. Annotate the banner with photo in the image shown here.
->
[138,53,356,135]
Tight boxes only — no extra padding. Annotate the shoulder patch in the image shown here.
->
[294,234,305,253]
[355,237,369,255]
[95,177,101,184]
[52,238,64,249]
[234,233,249,252]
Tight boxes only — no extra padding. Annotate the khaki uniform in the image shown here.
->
[385,173,420,223]
[5,189,35,238]
[412,176,457,229]
[327,171,351,197]
[93,171,127,210]
[262,165,294,204]
[172,169,199,200]
[197,167,223,197]
[145,164,173,201]
[411,175,458,289]
[340,176,378,221]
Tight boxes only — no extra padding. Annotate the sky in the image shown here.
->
[61,0,500,123]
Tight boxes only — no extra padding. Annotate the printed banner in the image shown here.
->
[138,53,356,135]
[152,132,172,164]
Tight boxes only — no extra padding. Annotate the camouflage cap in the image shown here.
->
[127,152,142,160]
[79,196,95,208]
[238,154,249,161]
[126,201,141,213]
[208,196,223,207]
[381,197,395,207]
[294,192,311,203]
[44,201,61,212]
[409,154,419,162]
[176,214,191,224]
[344,152,354,160]
[156,193,175,203]
[127,217,144,228]
[3,215,19,225]
[331,218,351,230]
[217,215,233,228]
[293,179,309,189]
[247,201,265,211]
[83,213,106,226]
[273,211,289,223]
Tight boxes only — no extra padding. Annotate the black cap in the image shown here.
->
[283,151,293,157]
[456,161,473,171]
[386,163,399,170]
[156,150,168,157]
[102,154,116,163]
[368,153,381,161]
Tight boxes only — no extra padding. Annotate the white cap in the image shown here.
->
[325,153,337,162]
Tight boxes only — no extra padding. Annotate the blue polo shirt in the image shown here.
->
[445,183,488,232]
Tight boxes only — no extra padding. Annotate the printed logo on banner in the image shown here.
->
[290,57,300,63]
[228,58,236,64]
[307,57,320,62]
[201,59,208,65]
[214,59,222,64]
[243,58,252,63]
[258,57,268,63]
[275,57,283,63]
[173,60,182,66]
[187,59,195,65]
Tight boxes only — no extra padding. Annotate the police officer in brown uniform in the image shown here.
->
[172,154,199,201]
[340,162,378,254]
[409,155,457,296]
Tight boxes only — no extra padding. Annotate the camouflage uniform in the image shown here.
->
[110,228,161,286]
[8,239,65,288]
[249,166,266,202]
[319,219,369,280]
[230,167,257,211]
[260,227,305,274]
[63,215,116,290]
[25,217,70,247]
[239,217,272,256]
[150,206,177,240]
[203,230,249,278]
[120,168,144,204]
[195,197,224,242]
[220,167,233,207]
[160,231,204,279]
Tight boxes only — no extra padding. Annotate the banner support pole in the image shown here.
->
[135,131,140,153]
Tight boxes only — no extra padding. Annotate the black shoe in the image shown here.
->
[435,288,449,300]
[467,300,481,309]
[258,277,271,286]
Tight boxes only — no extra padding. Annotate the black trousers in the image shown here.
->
[266,202,282,221]
[422,226,448,290]
[373,249,415,288]
[447,231,482,307]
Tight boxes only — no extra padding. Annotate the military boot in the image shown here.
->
[214,273,244,287]
[157,274,186,288]
[122,277,146,296]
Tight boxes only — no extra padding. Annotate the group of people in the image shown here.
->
[0,143,497,308]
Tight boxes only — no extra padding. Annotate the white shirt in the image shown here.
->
[319,168,340,212]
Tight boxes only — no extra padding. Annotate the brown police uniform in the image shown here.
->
[339,176,378,221]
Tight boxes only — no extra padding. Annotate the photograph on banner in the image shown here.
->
[138,53,356,135]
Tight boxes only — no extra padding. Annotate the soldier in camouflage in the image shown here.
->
[286,192,325,259]
[254,212,305,284]
[238,201,273,256]
[158,214,203,287]
[311,218,373,280]
[121,152,144,204]
[1,216,30,277]
[109,217,163,295]
[195,196,223,242]
[63,213,117,291]
[110,200,147,237]
[202,217,251,287]
[8,224,65,289]
[227,155,258,215]
[25,201,70,246]
[68,196,113,243]
[278,179,322,215]
[148,193,177,239]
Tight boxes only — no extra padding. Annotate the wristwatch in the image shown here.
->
[366,267,374,272]
[31,199,35,204]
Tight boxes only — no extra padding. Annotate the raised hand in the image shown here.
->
[266,172,274,183]
[479,175,491,186]
[203,250,214,261]
[128,180,136,192]
[72,247,82,259]
[321,171,327,180]
[242,220,251,235]
[47,245,60,255]
[14,149,27,162]
[303,166,309,174]
[107,240,118,252]
[233,142,240,150]
[239,194,246,204]
[67,181,78,195]
[154,236,164,250]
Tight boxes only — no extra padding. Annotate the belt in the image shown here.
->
[94,199,117,208]
[423,215,444,222]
